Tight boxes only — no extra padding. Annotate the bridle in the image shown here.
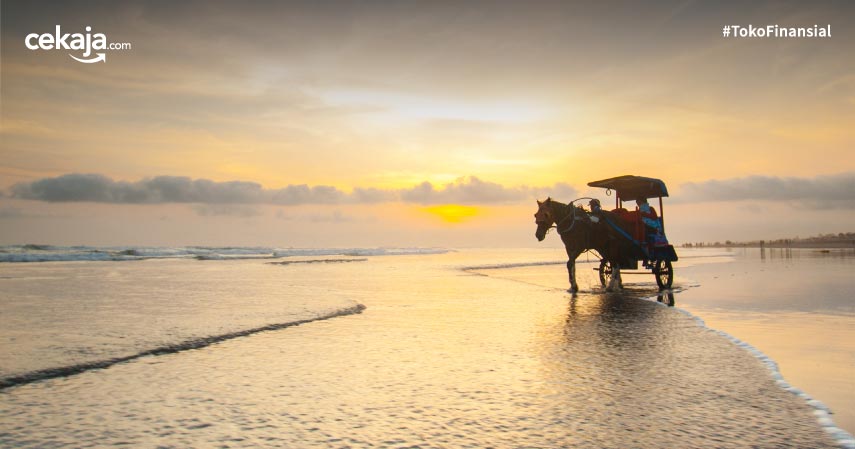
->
[536,198,598,258]
[537,200,587,236]
[560,197,599,234]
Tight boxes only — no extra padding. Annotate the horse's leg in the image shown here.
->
[606,261,616,291]
[602,241,624,292]
[605,245,623,291]
[607,263,623,291]
[564,247,581,293]
[566,259,578,293]
[614,249,624,290]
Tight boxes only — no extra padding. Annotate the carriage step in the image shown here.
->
[591,268,652,275]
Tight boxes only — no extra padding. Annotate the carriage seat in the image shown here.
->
[609,208,645,242]
[611,208,670,248]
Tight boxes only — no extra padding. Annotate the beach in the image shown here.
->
[0,247,852,448]
[675,248,855,436]
[4,1,855,447]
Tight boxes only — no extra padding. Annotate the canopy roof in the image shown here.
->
[587,175,669,201]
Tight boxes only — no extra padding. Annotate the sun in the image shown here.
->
[422,204,480,224]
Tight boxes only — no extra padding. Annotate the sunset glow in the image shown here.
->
[1,1,853,246]
[422,205,481,224]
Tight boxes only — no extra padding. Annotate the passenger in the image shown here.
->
[637,197,662,234]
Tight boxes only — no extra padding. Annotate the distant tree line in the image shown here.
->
[682,232,855,248]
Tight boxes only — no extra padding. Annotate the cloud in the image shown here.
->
[679,172,855,209]
[10,174,577,206]
[11,174,346,205]
[400,177,578,205]
[268,184,346,205]
[350,187,399,204]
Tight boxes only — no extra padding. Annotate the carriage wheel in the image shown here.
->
[657,291,675,307]
[654,260,673,290]
[598,260,613,287]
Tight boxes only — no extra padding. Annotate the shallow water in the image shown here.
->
[676,247,855,437]
[0,259,363,380]
[0,249,846,447]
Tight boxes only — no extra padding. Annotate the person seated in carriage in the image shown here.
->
[637,197,670,256]
[588,196,667,250]
[637,197,661,235]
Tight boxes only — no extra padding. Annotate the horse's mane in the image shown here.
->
[545,199,580,210]
[546,199,587,216]
[550,199,632,232]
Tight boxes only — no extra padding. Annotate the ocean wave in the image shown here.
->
[268,258,368,266]
[0,245,451,263]
[461,260,594,271]
[647,297,855,449]
[275,247,451,258]
[195,254,280,261]
[0,303,366,390]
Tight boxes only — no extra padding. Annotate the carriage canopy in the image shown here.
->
[587,175,669,202]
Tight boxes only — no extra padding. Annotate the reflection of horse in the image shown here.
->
[534,198,627,292]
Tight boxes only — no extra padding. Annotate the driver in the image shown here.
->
[588,198,603,223]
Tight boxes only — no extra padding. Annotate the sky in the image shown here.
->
[1,0,853,248]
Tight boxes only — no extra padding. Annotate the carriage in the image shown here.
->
[587,175,678,290]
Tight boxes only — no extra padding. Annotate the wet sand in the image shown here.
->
[678,310,855,434]
[478,247,855,444]
[675,248,855,437]
[0,251,842,448]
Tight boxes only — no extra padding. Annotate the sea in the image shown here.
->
[0,245,853,448]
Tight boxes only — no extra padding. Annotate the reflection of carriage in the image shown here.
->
[587,175,678,289]
[534,175,678,293]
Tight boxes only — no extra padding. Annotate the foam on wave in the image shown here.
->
[0,303,367,390]
[468,261,854,447]
[0,245,451,263]
[268,258,368,266]
[461,260,595,271]
[642,292,855,449]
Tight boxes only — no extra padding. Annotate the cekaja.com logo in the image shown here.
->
[25,25,132,63]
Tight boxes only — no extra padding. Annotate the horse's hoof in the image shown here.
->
[568,286,579,293]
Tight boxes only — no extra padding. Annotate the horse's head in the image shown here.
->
[534,198,555,241]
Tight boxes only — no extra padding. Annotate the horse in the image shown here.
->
[534,197,626,292]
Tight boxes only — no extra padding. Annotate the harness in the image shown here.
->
[553,197,598,234]
[555,203,580,236]
[537,199,592,247]
[555,203,600,259]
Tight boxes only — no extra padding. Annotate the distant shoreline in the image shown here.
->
[681,233,855,250]
[682,242,855,249]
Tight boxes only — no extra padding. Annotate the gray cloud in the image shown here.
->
[679,173,855,209]
[10,174,577,206]
[400,177,578,205]
[351,187,399,204]
[10,174,346,206]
